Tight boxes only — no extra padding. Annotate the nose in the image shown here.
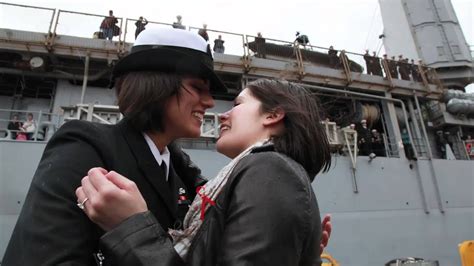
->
[201,91,215,109]
[218,110,231,123]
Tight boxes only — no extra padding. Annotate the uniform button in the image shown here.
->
[173,220,183,230]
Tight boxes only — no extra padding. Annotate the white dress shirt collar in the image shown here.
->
[143,133,170,181]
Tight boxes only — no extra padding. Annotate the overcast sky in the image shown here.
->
[1,0,473,90]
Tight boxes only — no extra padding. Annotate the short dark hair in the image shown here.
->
[115,72,183,132]
[246,79,331,179]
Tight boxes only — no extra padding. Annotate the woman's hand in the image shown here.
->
[320,214,332,255]
[75,167,148,231]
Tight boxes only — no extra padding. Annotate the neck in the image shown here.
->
[145,131,172,153]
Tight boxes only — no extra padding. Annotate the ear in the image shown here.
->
[263,108,285,126]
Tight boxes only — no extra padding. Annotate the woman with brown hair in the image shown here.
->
[3,27,226,266]
[77,78,332,265]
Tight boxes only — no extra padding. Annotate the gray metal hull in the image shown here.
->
[1,141,472,265]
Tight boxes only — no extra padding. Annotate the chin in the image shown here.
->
[181,129,201,139]
[216,139,232,158]
[216,139,240,159]
[190,131,201,138]
[216,138,225,153]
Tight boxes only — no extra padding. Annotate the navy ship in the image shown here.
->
[0,1,473,265]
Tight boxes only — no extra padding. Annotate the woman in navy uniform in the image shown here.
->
[3,27,226,266]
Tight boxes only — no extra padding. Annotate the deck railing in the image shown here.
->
[0,2,442,91]
[52,9,124,43]
[1,104,395,158]
[0,109,62,141]
[3,104,469,161]
[0,2,55,34]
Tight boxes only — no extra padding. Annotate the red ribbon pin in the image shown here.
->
[196,186,215,220]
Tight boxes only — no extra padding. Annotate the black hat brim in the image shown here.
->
[112,46,227,93]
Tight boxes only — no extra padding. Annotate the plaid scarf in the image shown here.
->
[169,139,270,259]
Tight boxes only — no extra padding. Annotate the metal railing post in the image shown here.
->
[417,64,432,95]
[33,110,42,141]
[339,51,352,84]
[118,17,123,44]
[294,42,305,78]
[243,35,251,72]
[80,53,90,104]
[123,18,130,50]
[47,8,56,38]
[52,9,61,38]
[241,34,247,58]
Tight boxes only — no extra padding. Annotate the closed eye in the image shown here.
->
[181,84,209,95]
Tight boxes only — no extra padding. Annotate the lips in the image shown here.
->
[219,124,231,134]
[192,111,204,122]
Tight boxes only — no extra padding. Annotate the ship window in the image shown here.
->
[451,45,461,54]
[437,46,445,56]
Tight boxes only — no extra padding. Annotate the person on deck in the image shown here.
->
[371,51,383,76]
[198,24,209,42]
[328,46,339,69]
[20,112,36,140]
[363,50,373,75]
[7,113,22,139]
[357,119,374,156]
[213,35,225,53]
[295,31,310,47]
[172,15,186,30]
[135,16,148,39]
[255,32,266,58]
[100,10,118,41]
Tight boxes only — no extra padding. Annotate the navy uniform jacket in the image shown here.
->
[3,119,204,265]
[98,145,323,266]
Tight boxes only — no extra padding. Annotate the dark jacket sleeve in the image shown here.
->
[100,211,184,266]
[2,120,109,266]
[215,152,321,266]
[98,152,321,266]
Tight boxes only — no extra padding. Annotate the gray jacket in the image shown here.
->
[100,145,322,266]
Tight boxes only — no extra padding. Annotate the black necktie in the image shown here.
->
[160,161,167,181]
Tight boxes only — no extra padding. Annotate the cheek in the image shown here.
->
[164,97,179,114]
[164,105,179,122]
[170,100,189,118]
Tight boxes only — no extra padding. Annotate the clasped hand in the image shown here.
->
[75,167,148,231]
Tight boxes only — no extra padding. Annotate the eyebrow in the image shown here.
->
[184,81,209,93]
[234,95,244,103]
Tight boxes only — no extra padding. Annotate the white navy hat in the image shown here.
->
[112,27,226,92]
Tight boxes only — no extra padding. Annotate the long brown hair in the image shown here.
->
[246,79,331,179]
